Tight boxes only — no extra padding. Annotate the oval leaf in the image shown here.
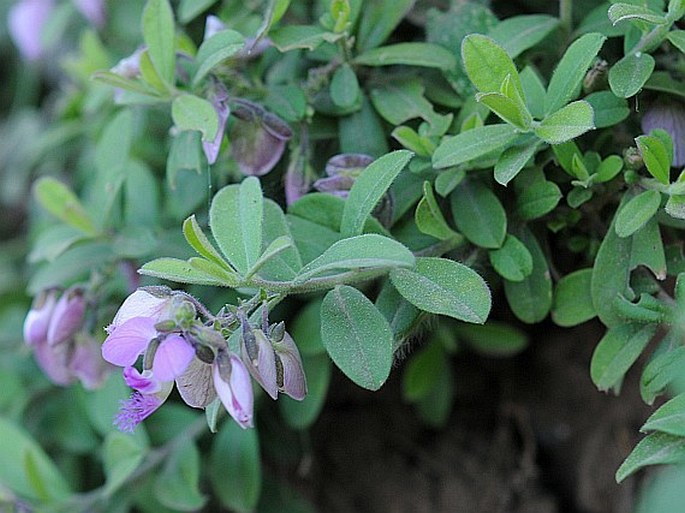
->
[390,257,492,324]
[609,52,656,98]
[534,100,595,144]
[488,234,534,282]
[433,124,517,169]
[461,34,523,96]
[551,268,597,326]
[321,285,394,390]
[450,178,507,249]
[616,432,685,483]
[355,42,457,69]
[615,190,662,238]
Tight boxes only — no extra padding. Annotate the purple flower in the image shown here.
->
[69,334,109,390]
[274,332,307,400]
[73,0,106,28]
[642,100,685,168]
[204,15,226,41]
[213,350,254,429]
[313,153,374,198]
[202,82,231,165]
[111,47,144,80]
[114,381,173,434]
[46,286,85,346]
[8,0,55,61]
[107,288,172,333]
[24,289,58,346]
[241,327,278,399]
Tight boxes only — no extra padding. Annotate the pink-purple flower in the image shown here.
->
[213,350,254,429]
[8,0,55,61]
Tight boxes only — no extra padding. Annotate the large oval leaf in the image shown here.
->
[390,257,491,324]
[450,178,507,249]
[321,285,394,390]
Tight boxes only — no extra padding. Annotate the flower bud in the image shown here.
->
[273,332,307,401]
[204,15,226,41]
[33,338,75,386]
[241,329,278,399]
[46,287,85,346]
[69,333,109,390]
[642,100,685,167]
[202,81,230,165]
[313,153,373,198]
[23,289,58,346]
[73,0,106,28]
[111,47,144,79]
[8,0,55,61]
[213,350,254,428]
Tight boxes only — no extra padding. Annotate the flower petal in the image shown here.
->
[123,366,161,394]
[213,353,253,429]
[101,317,156,367]
[152,335,194,381]
[109,290,170,333]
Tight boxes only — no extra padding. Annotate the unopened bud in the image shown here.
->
[624,147,643,170]
[24,289,58,346]
[273,332,307,401]
[241,329,278,399]
[46,287,85,346]
[213,350,254,428]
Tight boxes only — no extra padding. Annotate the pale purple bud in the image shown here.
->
[114,381,173,433]
[202,82,230,165]
[642,100,685,167]
[111,47,144,79]
[73,0,106,28]
[107,288,172,334]
[69,333,109,390]
[285,152,310,206]
[204,15,226,41]
[23,289,58,346]
[314,153,374,197]
[274,332,307,401]
[176,357,217,408]
[312,174,355,197]
[46,287,85,346]
[8,0,55,61]
[241,329,278,399]
[213,351,254,428]
[32,336,74,386]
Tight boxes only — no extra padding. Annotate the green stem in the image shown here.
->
[249,268,393,294]
[559,0,573,38]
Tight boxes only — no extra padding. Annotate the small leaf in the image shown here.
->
[330,63,360,108]
[461,34,523,97]
[641,337,685,404]
[340,150,412,237]
[33,177,98,236]
[665,194,685,220]
[209,178,263,275]
[488,15,559,59]
[390,257,491,324]
[171,94,219,142]
[456,322,529,357]
[355,42,457,69]
[615,190,662,237]
[616,433,685,483]
[183,215,231,270]
[595,155,625,183]
[534,100,595,144]
[210,421,261,512]
[450,179,507,249]
[142,0,176,84]
[608,3,667,25]
[585,91,630,128]
[609,53,656,98]
[642,394,685,436]
[245,235,293,279]
[494,138,540,185]
[192,29,244,86]
[516,180,562,220]
[321,285,394,390]
[415,181,459,240]
[551,268,596,326]
[591,323,658,392]
[295,234,415,282]
[139,257,229,286]
[433,124,517,169]
[488,234,533,282]
[636,135,672,184]
[544,33,606,115]
[476,91,532,129]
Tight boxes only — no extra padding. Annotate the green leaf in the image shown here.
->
[171,94,219,142]
[167,130,205,189]
[666,195,685,220]
[488,15,559,58]
[330,63,360,108]
[279,354,331,429]
[269,25,331,51]
[375,281,423,349]
[403,340,445,401]
[609,52,656,98]
[516,179,562,220]
[667,30,685,53]
[608,3,667,25]
[340,149,412,237]
[91,70,159,96]
[494,138,540,186]
[260,199,303,281]
[591,323,658,392]
[154,439,206,511]
[33,177,98,236]
[643,394,685,436]
[0,418,71,502]
[534,100,595,144]
[552,268,597,326]
[142,0,176,84]
[188,257,241,287]
[435,166,466,196]
[616,433,685,483]
[209,178,263,275]
[432,124,517,169]
[339,94,389,157]
[355,42,457,69]
[450,178,507,249]
[544,33,606,115]
[461,34,523,96]
[456,321,529,357]
[245,235,293,279]
[595,155,625,183]
[178,0,216,23]
[370,79,450,130]
[390,257,491,324]
[139,49,169,94]
[295,234,415,282]
[139,257,230,286]
[585,91,630,128]
[520,66,546,119]
[415,181,459,240]
[476,91,532,129]
[210,421,261,512]
[503,227,553,323]
[103,431,147,496]
[641,339,685,404]
[321,285,394,390]
[355,0,415,51]
[615,190,662,237]
[192,29,244,86]
[636,135,672,184]
[183,215,231,270]
[488,234,533,282]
